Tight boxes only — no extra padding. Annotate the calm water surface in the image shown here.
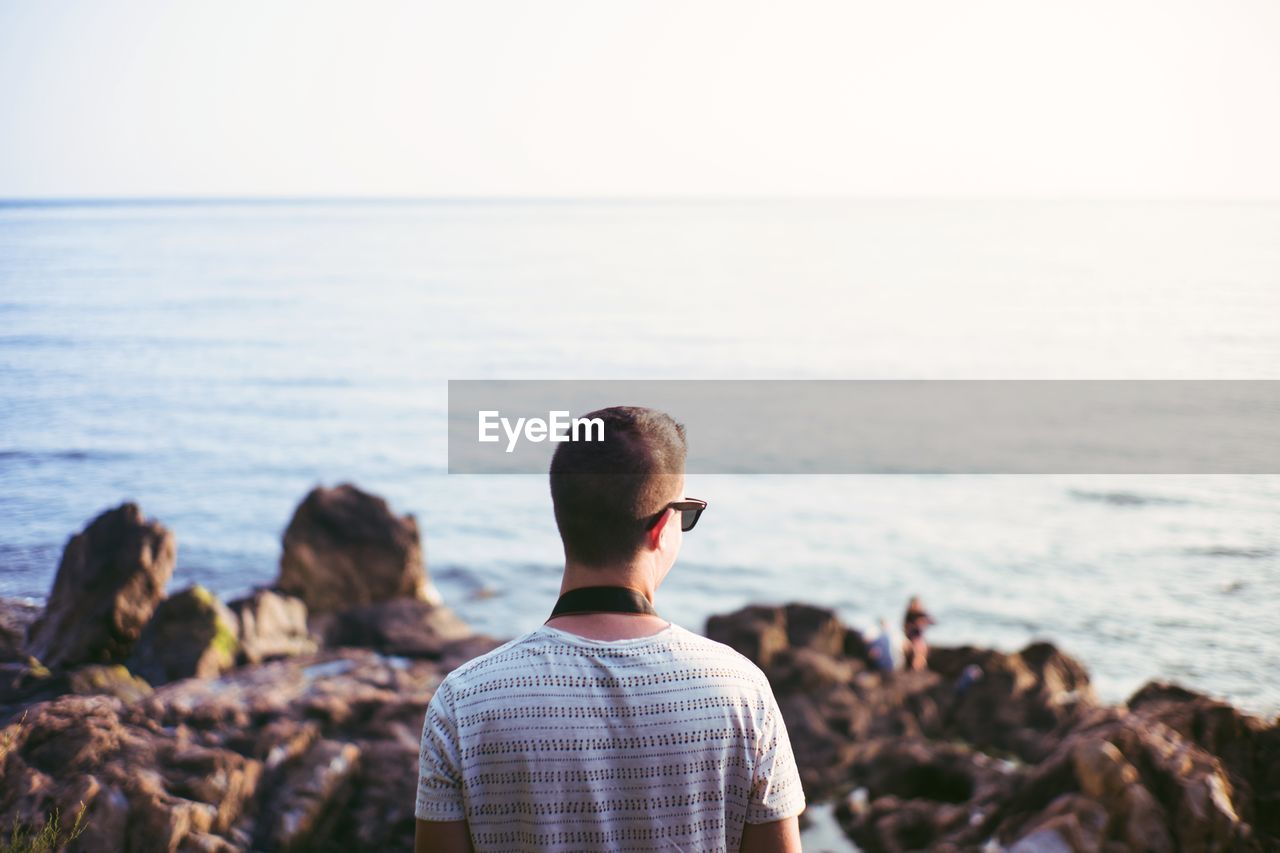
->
[2,199,1278,715]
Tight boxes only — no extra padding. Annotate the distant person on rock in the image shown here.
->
[866,617,905,674]
[903,596,934,671]
[415,406,805,853]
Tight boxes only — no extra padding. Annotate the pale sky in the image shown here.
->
[2,0,1278,198]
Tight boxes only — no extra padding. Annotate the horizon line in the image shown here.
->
[3,193,1280,208]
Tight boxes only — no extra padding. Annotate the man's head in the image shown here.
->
[549,406,687,572]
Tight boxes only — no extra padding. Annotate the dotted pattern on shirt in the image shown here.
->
[416,623,805,853]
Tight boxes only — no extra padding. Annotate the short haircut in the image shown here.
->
[549,406,687,568]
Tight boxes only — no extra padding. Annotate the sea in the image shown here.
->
[2,198,1278,720]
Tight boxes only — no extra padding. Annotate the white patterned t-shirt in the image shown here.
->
[416,622,806,852]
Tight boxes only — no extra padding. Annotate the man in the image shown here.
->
[416,406,804,852]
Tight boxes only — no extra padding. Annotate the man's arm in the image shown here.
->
[415,819,473,853]
[740,816,802,853]
[416,682,470,849]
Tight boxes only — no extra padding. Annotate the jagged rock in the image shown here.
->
[847,740,1013,806]
[836,794,957,852]
[705,605,790,668]
[25,503,176,669]
[1127,680,1280,837]
[257,739,361,851]
[981,711,1257,850]
[344,737,421,848]
[752,646,859,694]
[929,642,1097,762]
[0,649,441,853]
[1,661,151,715]
[276,484,438,615]
[1070,738,1173,851]
[836,739,1020,849]
[0,655,151,712]
[128,586,239,686]
[178,830,240,852]
[69,781,129,853]
[314,598,471,658]
[783,603,847,657]
[1008,799,1107,853]
[708,603,1276,851]
[0,599,40,662]
[67,664,154,703]
[229,588,316,664]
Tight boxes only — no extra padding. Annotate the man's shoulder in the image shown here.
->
[664,624,772,679]
[437,628,545,690]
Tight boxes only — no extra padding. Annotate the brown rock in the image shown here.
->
[767,647,859,694]
[125,791,218,852]
[229,588,316,664]
[1118,783,1173,852]
[1,647,446,853]
[68,782,129,853]
[0,598,40,662]
[257,739,361,851]
[1,660,151,714]
[701,603,1277,851]
[16,694,128,773]
[783,603,847,657]
[25,503,176,669]
[1023,792,1110,847]
[705,605,789,669]
[1072,739,1138,802]
[250,718,321,770]
[316,598,471,658]
[1128,680,1276,833]
[845,739,1013,807]
[344,738,420,849]
[128,585,239,686]
[161,744,262,833]
[930,642,1097,762]
[276,484,436,615]
[178,830,241,852]
[837,794,956,852]
[67,664,154,703]
[1071,738,1174,852]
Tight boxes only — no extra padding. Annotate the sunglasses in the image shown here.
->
[646,498,708,533]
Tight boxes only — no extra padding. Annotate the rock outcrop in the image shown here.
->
[314,598,474,659]
[228,588,316,665]
[127,585,240,686]
[707,603,1279,852]
[0,488,500,853]
[0,599,39,663]
[24,503,176,670]
[0,650,436,852]
[276,484,437,615]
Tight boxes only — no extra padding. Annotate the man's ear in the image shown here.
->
[647,509,671,550]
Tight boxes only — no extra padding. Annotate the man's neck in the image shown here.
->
[547,561,669,641]
[558,560,656,600]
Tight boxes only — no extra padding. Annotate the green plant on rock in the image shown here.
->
[1,802,88,853]
[1,713,90,852]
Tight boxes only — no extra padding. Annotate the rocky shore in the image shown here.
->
[2,487,1277,852]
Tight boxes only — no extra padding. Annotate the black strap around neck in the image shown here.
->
[549,586,658,619]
